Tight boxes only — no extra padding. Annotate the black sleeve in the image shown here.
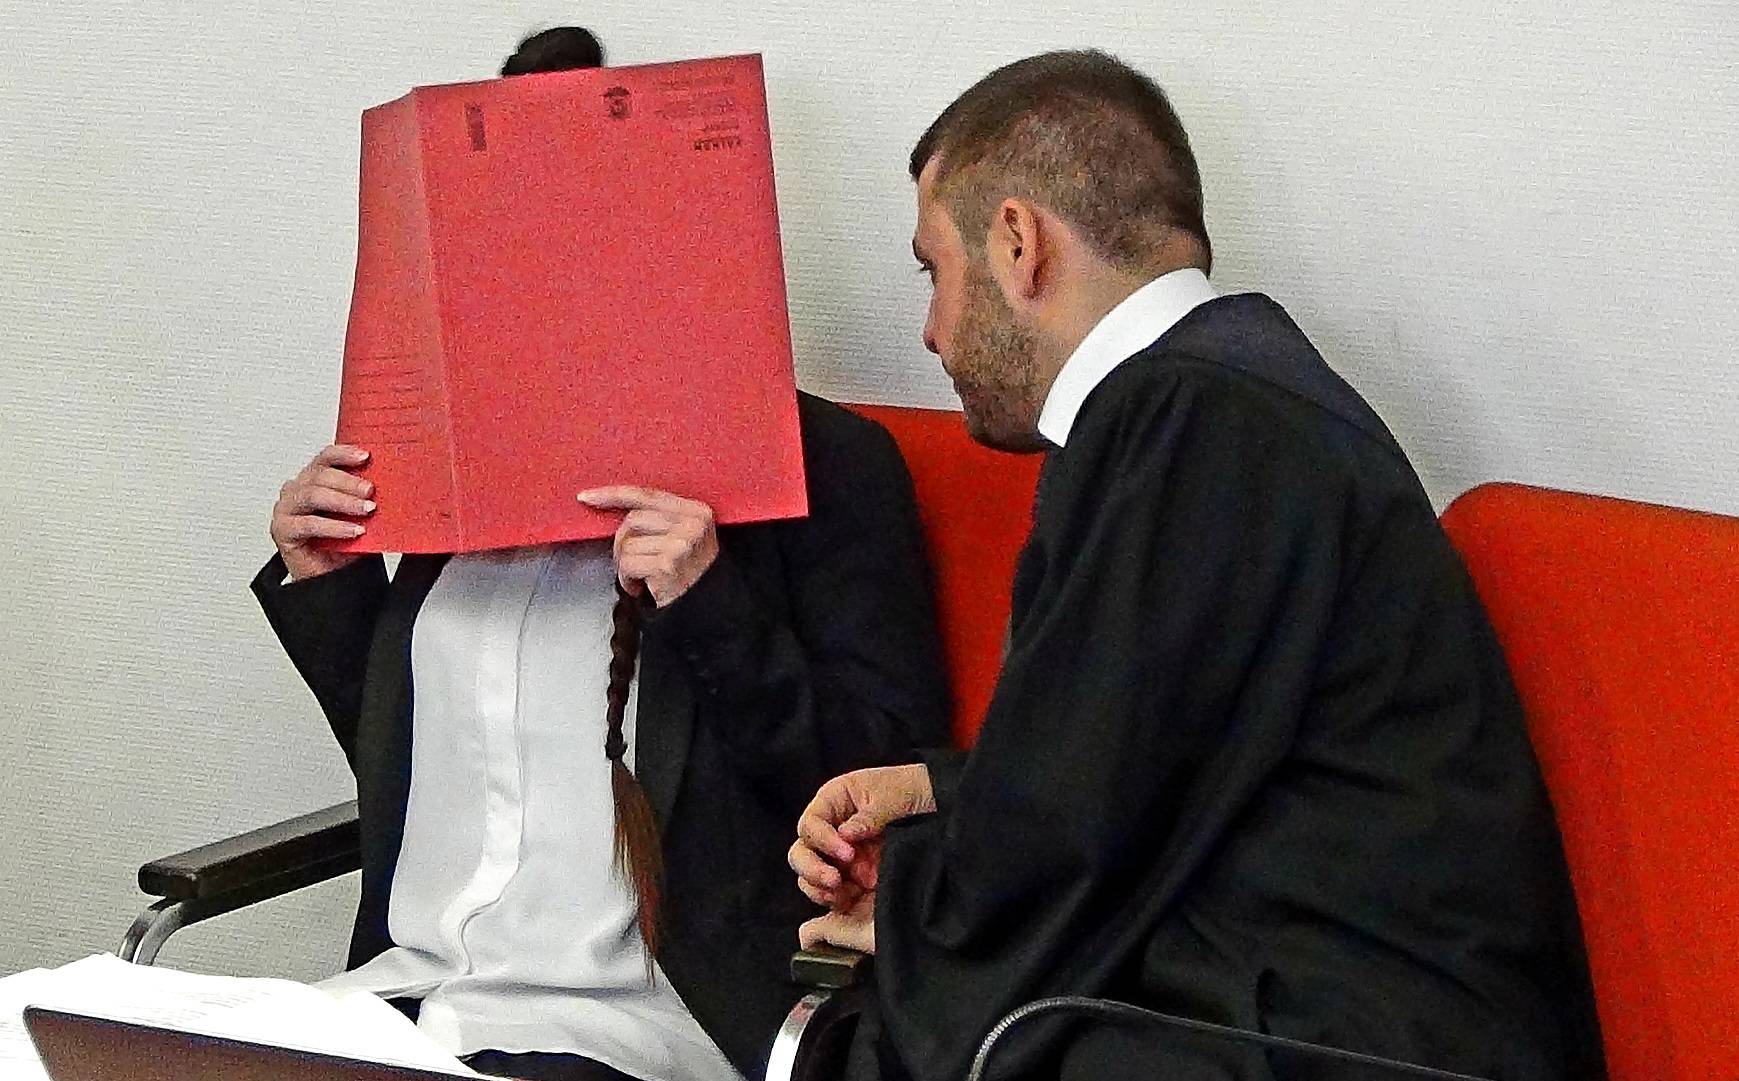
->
[250,552,390,769]
[870,370,1349,1081]
[918,747,970,811]
[644,399,952,810]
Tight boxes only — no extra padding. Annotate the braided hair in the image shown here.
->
[603,584,663,957]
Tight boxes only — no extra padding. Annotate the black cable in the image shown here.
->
[965,996,1495,1081]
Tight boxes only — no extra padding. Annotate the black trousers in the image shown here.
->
[463,1049,640,1081]
[390,1001,643,1081]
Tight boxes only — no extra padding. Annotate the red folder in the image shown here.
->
[332,54,806,553]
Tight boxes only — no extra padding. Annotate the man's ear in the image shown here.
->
[986,198,1046,307]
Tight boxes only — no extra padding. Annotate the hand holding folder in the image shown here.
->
[332,53,807,555]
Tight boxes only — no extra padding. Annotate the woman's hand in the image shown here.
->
[271,444,375,581]
[577,486,721,606]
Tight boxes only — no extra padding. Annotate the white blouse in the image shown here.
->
[320,542,741,1081]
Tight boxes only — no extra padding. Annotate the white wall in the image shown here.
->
[2,0,1734,981]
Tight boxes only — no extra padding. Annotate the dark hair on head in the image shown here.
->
[501,26,605,76]
[910,49,1211,275]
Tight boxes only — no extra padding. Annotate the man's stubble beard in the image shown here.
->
[950,262,1050,455]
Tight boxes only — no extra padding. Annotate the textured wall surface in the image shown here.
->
[2,1,1734,981]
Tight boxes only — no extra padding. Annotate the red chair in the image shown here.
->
[1441,483,1739,1081]
[845,404,1043,747]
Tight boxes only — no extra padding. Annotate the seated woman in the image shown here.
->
[252,28,949,1081]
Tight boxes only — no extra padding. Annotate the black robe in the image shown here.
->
[864,295,1607,1081]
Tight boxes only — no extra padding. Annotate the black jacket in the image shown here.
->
[253,393,950,1077]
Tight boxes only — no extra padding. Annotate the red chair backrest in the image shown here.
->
[1441,482,1739,1081]
[847,404,1041,748]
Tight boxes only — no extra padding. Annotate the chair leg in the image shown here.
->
[766,985,874,1081]
[117,898,193,965]
[764,989,836,1081]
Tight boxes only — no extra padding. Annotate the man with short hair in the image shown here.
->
[789,51,1607,1081]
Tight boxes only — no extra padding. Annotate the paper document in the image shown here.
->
[0,953,476,1078]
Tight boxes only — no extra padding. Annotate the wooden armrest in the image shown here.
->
[790,946,873,990]
[138,800,360,902]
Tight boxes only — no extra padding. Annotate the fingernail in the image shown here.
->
[348,524,365,536]
[362,500,376,513]
[361,481,375,496]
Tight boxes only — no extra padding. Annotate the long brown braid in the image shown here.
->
[605,583,663,961]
